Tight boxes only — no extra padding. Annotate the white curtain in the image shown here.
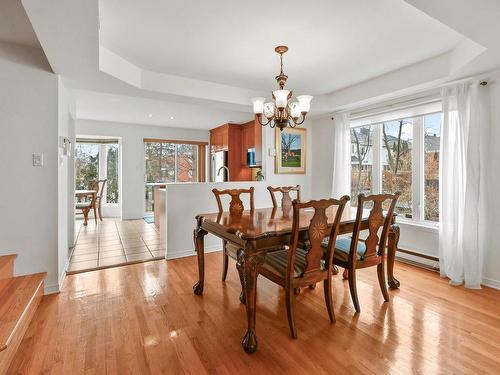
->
[331,113,351,198]
[439,82,488,289]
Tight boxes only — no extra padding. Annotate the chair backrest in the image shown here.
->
[212,187,255,215]
[349,193,400,262]
[267,185,300,209]
[89,179,107,200]
[287,196,350,281]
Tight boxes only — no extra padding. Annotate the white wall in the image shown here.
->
[261,119,313,199]
[75,119,210,219]
[57,78,75,288]
[0,41,60,293]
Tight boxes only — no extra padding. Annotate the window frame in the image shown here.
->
[349,110,441,228]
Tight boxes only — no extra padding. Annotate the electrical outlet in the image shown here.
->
[32,153,43,167]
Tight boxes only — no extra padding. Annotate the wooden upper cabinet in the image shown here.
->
[210,124,229,152]
[209,119,262,181]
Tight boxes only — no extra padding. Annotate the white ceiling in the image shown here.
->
[0,0,40,48]
[20,0,500,129]
[100,0,464,94]
[74,90,252,129]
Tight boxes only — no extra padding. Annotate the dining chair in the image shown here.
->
[89,179,107,221]
[267,185,300,209]
[75,201,92,226]
[212,187,255,298]
[257,196,350,338]
[329,192,400,313]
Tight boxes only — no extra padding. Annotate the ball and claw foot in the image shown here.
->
[193,282,203,295]
[242,330,258,354]
[388,277,400,289]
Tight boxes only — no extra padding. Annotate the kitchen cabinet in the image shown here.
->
[210,118,262,181]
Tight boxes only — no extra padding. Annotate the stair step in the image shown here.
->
[0,255,17,280]
[0,273,45,373]
[0,255,17,296]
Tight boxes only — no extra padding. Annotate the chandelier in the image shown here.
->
[251,46,313,131]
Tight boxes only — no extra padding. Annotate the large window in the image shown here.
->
[75,139,120,204]
[350,109,442,223]
[144,139,206,211]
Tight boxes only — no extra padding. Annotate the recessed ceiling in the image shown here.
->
[74,90,252,129]
[0,0,40,48]
[99,0,464,95]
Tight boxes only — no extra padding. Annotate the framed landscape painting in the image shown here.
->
[275,127,307,174]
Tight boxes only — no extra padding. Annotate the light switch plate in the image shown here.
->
[32,153,43,167]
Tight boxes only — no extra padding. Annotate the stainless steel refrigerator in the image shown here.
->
[211,151,228,182]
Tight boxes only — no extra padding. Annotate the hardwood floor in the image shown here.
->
[8,253,500,374]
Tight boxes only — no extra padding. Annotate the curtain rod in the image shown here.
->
[349,94,441,120]
[330,71,492,120]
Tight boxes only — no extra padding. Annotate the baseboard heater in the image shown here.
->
[356,237,440,272]
[395,248,440,272]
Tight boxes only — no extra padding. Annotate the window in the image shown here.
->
[75,139,120,204]
[424,113,441,221]
[381,119,413,217]
[144,139,206,212]
[350,107,442,223]
[351,126,373,203]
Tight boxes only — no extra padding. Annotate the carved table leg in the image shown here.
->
[238,249,264,354]
[387,223,400,289]
[192,220,208,295]
[236,253,246,304]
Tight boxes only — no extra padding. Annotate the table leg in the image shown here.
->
[387,223,400,289]
[92,193,98,224]
[193,220,208,295]
[239,249,264,354]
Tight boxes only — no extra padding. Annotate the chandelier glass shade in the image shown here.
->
[251,46,313,131]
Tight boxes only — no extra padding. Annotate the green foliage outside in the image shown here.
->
[75,144,98,191]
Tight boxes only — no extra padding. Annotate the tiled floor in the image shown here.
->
[68,218,164,273]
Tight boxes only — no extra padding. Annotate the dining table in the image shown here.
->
[75,189,98,225]
[192,204,401,353]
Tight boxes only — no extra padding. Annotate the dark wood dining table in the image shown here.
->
[192,204,400,353]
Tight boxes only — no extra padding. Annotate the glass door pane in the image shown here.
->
[75,143,99,190]
[106,144,119,203]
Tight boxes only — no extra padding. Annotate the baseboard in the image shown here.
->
[166,245,221,260]
[482,277,500,290]
[44,283,60,295]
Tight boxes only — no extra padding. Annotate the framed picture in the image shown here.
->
[275,127,307,174]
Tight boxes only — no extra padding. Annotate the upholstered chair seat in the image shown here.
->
[261,248,321,278]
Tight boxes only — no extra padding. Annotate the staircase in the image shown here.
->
[0,254,46,374]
